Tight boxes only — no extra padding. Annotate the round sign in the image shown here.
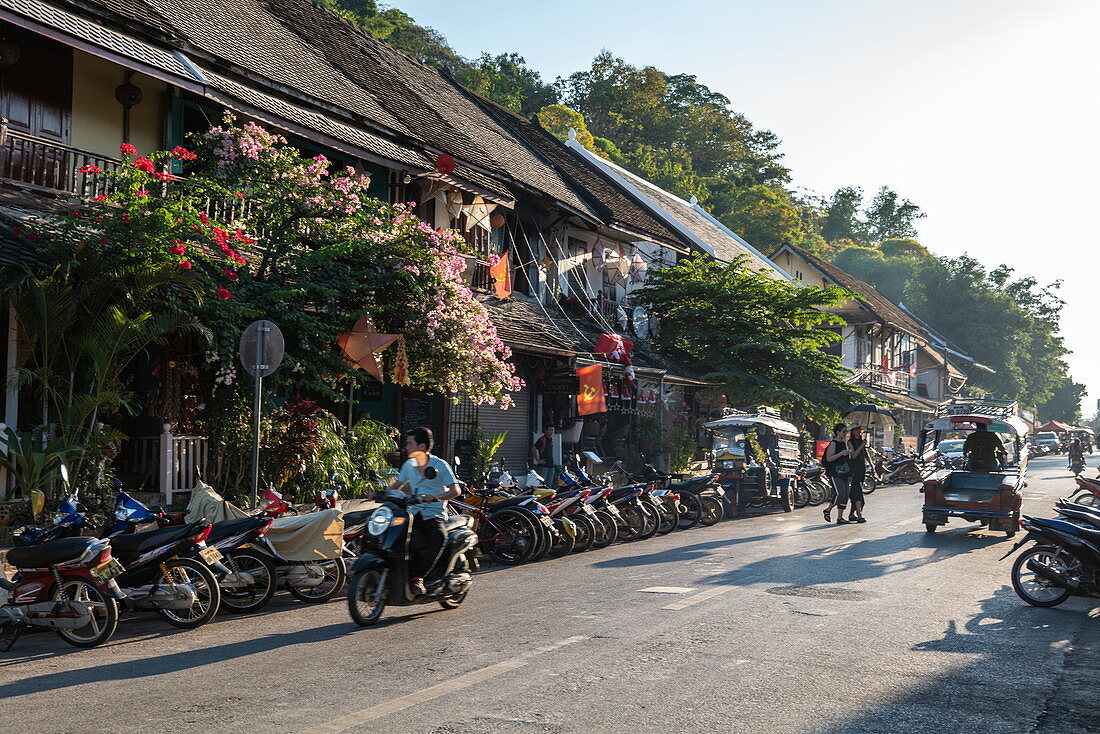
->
[435,153,455,175]
[239,320,285,378]
[632,307,650,340]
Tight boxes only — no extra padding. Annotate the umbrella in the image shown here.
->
[842,404,898,428]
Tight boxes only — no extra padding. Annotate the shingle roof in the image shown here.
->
[781,244,929,338]
[0,191,59,269]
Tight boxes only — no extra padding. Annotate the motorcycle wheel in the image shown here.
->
[347,569,386,626]
[439,588,469,610]
[901,466,923,485]
[1070,491,1100,508]
[220,549,277,614]
[548,520,577,557]
[637,500,661,540]
[570,515,597,553]
[656,500,680,535]
[791,483,810,509]
[155,557,221,629]
[781,484,793,513]
[806,481,827,506]
[863,475,878,494]
[1011,545,1076,607]
[677,493,702,529]
[52,576,119,648]
[286,557,347,603]
[699,496,724,527]
[618,502,650,541]
[591,510,619,548]
[484,508,539,565]
[530,522,555,561]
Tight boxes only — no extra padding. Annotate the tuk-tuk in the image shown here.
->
[918,399,1029,537]
[703,407,801,515]
[1068,427,1094,454]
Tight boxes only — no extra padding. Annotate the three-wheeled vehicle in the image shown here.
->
[704,407,801,516]
[918,399,1029,537]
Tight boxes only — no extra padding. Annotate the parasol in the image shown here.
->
[842,403,898,428]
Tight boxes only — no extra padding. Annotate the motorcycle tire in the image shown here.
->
[52,575,119,648]
[155,557,222,629]
[618,502,650,541]
[1011,545,1075,608]
[484,508,539,565]
[548,520,577,557]
[806,480,827,506]
[900,466,923,485]
[220,549,277,614]
[677,493,702,529]
[1070,491,1100,509]
[699,496,724,527]
[347,568,386,626]
[655,500,680,535]
[287,557,347,604]
[781,483,793,513]
[591,510,619,548]
[637,500,661,540]
[863,475,878,495]
[791,483,810,509]
[570,515,597,553]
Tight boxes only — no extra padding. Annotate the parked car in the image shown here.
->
[1034,431,1061,454]
[935,439,966,468]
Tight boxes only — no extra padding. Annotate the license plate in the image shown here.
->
[581,505,596,516]
[539,516,553,527]
[199,546,223,564]
[90,558,124,583]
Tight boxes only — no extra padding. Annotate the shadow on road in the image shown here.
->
[812,585,1096,733]
[589,532,784,568]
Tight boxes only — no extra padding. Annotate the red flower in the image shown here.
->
[133,156,155,173]
[223,269,239,282]
[120,213,130,222]
[78,164,100,175]
[199,212,209,224]
[69,209,81,218]
[192,225,203,232]
[152,171,175,182]
[179,259,193,270]
[171,146,197,161]
[170,243,186,256]
[94,194,109,202]
[120,143,138,156]
[98,237,109,245]
[136,190,149,197]
[235,192,245,200]
[216,286,232,300]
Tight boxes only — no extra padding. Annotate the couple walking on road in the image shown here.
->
[822,423,873,525]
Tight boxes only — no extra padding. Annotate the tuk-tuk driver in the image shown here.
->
[963,424,1006,473]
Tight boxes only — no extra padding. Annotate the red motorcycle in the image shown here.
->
[1071,470,1100,508]
[1,536,122,649]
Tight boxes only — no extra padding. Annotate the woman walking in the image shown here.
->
[846,426,870,523]
[822,423,852,525]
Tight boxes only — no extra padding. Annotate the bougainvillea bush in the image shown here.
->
[12,116,520,492]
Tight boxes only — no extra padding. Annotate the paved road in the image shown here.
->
[3,453,1099,733]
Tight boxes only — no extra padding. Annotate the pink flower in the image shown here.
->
[171,146,197,161]
[133,156,155,173]
[179,259,193,270]
[98,237,109,245]
[223,269,239,282]
[120,213,130,222]
[69,209,81,218]
[217,286,232,300]
[170,243,186,256]
[152,171,175,182]
[199,213,209,224]
[78,164,100,175]
[120,143,138,156]
[136,190,149,197]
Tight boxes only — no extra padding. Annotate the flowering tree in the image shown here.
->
[8,117,521,492]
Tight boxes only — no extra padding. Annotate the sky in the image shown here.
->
[395,0,1099,417]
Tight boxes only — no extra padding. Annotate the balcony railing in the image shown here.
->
[0,126,120,197]
[855,363,912,393]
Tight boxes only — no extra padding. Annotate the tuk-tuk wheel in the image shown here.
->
[1006,529,1016,538]
[781,484,793,513]
[925,523,938,533]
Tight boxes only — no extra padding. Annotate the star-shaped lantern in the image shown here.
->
[338,315,401,381]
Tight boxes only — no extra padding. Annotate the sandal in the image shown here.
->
[836,518,851,525]
[823,509,831,522]
[855,517,867,523]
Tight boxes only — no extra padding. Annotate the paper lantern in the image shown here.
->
[489,212,506,228]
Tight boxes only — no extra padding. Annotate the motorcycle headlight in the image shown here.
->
[367,506,394,536]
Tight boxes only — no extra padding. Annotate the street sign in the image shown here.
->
[238,319,284,507]
[239,320,285,378]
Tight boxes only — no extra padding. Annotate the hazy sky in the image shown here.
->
[397,0,1098,416]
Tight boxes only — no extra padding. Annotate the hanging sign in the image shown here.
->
[542,372,580,395]
[632,307,649,340]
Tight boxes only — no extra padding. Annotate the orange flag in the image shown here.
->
[576,364,606,416]
[489,251,512,299]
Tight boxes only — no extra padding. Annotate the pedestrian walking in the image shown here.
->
[846,425,870,523]
[822,423,852,525]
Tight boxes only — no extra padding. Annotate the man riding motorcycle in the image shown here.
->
[1068,437,1086,476]
[388,427,462,597]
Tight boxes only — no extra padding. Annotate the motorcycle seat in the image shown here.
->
[110,522,204,557]
[445,515,473,532]
[207,517,266,543]
[341,510,375,527]
[6,537,99,568]
[485,495,533,511]
[667,476,710,492]
[1032,516,1100,541]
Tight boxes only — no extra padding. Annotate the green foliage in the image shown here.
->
[0,428,82,502]
[470,426,507,480]
[821,186,925,245]
[1038,376,1086,424]
[537,105,602,156]
[454,53,557,117]
[636,254,867,419]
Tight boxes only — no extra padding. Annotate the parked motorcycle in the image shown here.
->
[1002,500,1100,607]
[347,492,477,626]
[1,536,121,649]
[880,455,924,485]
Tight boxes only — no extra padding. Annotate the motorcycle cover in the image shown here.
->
[266,509,344,561]
[185,482,250,524]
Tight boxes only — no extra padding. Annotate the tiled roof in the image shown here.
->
[781,244,929,338]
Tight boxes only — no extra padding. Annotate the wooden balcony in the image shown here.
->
[854,363,912,393]
[0,126,120,197]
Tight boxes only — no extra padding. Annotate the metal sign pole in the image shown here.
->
[250,323,268,508]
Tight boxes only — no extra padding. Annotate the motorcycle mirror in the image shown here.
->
[30,488,45,516]
[59,464,69,485]
[424,466,437,480]
[453,455,461,466]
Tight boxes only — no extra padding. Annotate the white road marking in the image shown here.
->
[297,636,587,733]
[638,586,695,594]
[662,587,730,610]
[889,517,920,529]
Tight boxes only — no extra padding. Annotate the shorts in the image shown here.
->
[828,474,850,508]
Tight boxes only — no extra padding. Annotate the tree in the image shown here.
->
[635,254,867,418]
[711,184,805,253]
[454,53,557,117]
[821,186,863,243]
[864,186,925,241]
[1038,376,1086,424]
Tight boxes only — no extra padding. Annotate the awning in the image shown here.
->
[864,387,939,415]
[704,412,799,435]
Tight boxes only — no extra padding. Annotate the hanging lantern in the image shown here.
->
[114,82,143,108]
[489,211,506,229]
[591,246,608,267]
[630,253,648,283]
[435,153,455,175]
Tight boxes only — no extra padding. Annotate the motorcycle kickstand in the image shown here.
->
[0,627,22,652]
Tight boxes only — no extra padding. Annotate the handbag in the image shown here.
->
[833,461,851,477]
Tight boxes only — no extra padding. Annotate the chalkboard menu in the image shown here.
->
[541,372,579,395]
[453,439,476,481]
[401,392,436,434]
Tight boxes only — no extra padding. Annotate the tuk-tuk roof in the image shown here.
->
[923,413,1029,436]
[704,412,799,436]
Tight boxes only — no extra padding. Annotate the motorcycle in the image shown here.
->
[1,536,122,649]
[1070,470,1100,508]
[347,492,477,626]
[880,455,924,485]
[1002,500,1100,608]
[1070,456,1086,478]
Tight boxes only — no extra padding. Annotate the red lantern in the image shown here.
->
[435,153,455,175]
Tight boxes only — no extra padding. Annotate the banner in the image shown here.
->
[489,250,512,299]
[576,364,606,416]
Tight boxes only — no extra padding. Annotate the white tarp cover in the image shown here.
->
[703,413,799,436]
[186,482,249,524]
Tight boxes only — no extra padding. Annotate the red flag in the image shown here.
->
[576,365,606,416]
[489,251,512,299]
